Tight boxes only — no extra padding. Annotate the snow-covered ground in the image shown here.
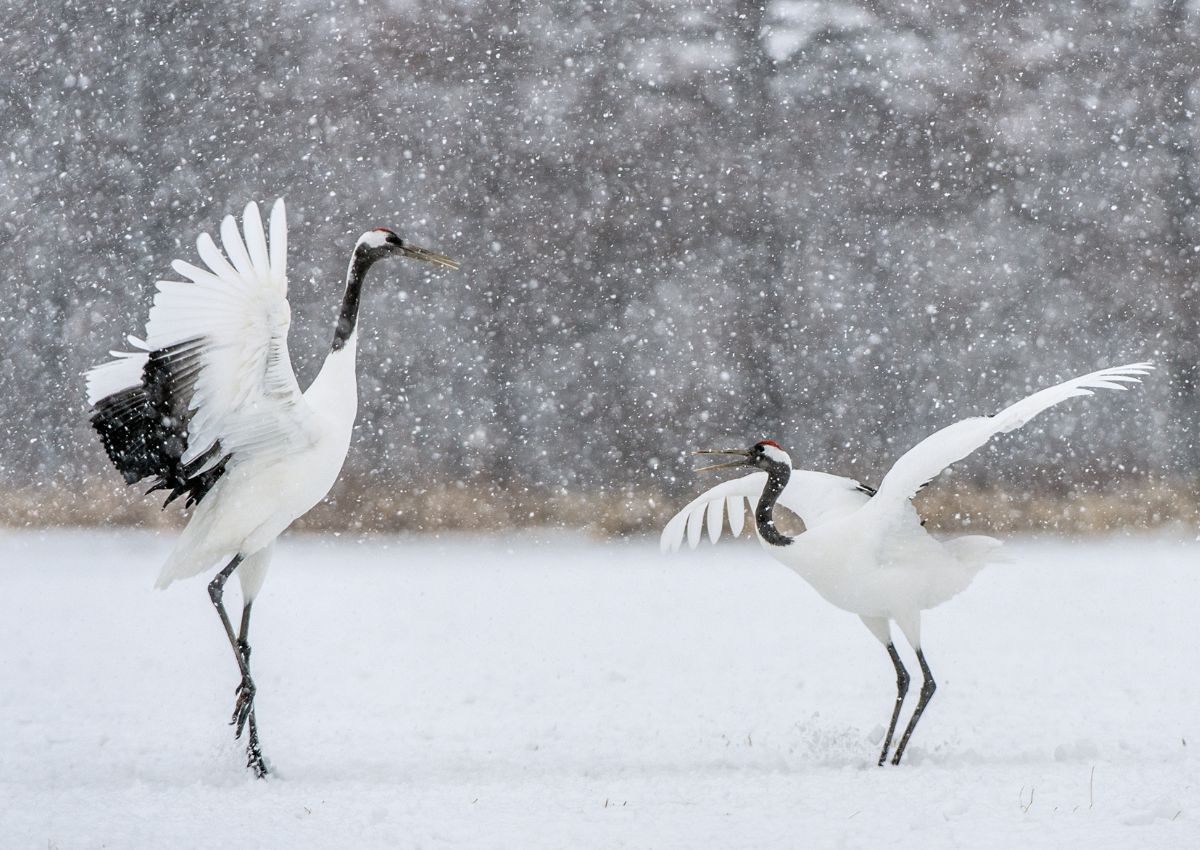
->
[1,528,1197,848]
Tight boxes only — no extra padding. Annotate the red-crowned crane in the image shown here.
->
[662,362,1153,766]
[85,199,458,777]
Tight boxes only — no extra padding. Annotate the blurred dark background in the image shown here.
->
[1,0,1195,531]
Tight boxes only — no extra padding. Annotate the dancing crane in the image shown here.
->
[85,200,458,777]
[661,362,1153,765]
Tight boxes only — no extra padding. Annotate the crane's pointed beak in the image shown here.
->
[401,243,460,270]
[693,448,751,472]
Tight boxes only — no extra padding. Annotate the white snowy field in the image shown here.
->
[1,528,1197,849]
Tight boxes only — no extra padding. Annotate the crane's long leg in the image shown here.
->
[877,643,910,766]
[208,555,268,778]
[236,599,266,774]
[891,648,936,766]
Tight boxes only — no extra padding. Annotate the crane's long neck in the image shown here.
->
[331,251,375,352]
[755,463,795,547]
[306,249,376,417]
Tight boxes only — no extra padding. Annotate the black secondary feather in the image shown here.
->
[90,338,231,508]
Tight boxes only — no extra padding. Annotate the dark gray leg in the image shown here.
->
[235,600,255,732]
[235,599,266,773]
[877,643,910,766]
[208,556,268,778]
[891,648,936,766]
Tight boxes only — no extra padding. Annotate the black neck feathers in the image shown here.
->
[755,461,794,547]
[331,250,376,352]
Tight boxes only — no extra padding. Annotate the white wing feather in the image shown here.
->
[84,343,149,406]
[726,494,745,537]
[871,362,1154,508]
[661,469,874,553]
[138,199,314,471]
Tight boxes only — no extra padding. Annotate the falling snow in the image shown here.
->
[0,0,1194,524]
[2,0,1199,847]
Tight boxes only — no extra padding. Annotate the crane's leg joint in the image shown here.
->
[208,575,224,606]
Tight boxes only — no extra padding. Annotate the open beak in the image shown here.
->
[693,448,751,472]
[401,243,461,270]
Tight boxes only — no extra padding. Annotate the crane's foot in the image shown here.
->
[246,733,269,779]
[233,671,269,778]
[232,674,256,738]
[236,685,269,779]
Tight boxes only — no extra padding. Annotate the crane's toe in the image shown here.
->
[231,675,257,738]
[233,676,269,779]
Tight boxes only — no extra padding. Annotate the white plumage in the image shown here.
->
[89,202,339,591]
[87,199,457,777]
[662,361,1153,765]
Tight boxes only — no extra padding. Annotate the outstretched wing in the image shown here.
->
[870,362,1154,509]
[86,199,316,507]
[660,469,874,553]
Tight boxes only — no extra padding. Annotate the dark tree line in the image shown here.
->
[0,0,1195,526]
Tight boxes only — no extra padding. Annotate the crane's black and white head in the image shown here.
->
[695,440,793,473]
[355,228,460,270]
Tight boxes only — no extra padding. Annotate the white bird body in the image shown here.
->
[767,510,998,624]
[667,470,996,627]
[157,340,359,590]
[661,361,1153,764]
[86,200,457,776]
